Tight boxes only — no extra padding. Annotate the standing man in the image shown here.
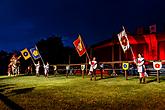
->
[44,62,49,77]
[134,53,146,83]
[9,54,16,76]
[35,61,40,76]
[89,57,97,81]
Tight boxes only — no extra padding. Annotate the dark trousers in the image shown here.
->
[90,69,96,80]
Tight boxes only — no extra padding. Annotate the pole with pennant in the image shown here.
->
[78,35,90,77]
[122,26,136,61]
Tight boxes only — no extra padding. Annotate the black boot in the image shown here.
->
[94,76,96,81]
[90,75,92,81]
[143,77,146,84]
[139,78,142,84]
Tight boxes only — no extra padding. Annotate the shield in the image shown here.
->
[81,65,85,70]
[122,62,129,71]
[153,62,162,71]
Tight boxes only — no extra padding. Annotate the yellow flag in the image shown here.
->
[122,62,129,71]
[21,48,31,60]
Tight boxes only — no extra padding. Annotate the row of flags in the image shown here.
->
[20,46,41,61]
[73,30,131,59]
[73,30,131,60]
[19,34,87,63]
[19,27,136,63]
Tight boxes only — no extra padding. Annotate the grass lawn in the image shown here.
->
[0,74,165,110]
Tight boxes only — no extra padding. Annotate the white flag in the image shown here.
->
[118,27,130,53]
[149,24,156,33]
[153,62,162,71]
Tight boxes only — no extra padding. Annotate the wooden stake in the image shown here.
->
[82,70,84,79]
[125,70,128,80]
[86,56,88,75]
[157,70,160,83]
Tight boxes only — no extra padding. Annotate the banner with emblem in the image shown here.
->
[73,35,86,57]
[81,65,85,70]
[153,62,162,71]
[122,62,129,71]
[30,47,41,60]
[118,26,130,53]
[20,48,31,60]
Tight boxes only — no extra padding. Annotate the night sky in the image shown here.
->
[0,0,165,52]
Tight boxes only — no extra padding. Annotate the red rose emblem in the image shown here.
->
[121,36,128,46]
[155,64,160,68]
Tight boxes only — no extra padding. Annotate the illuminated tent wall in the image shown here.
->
[91,33,165,62]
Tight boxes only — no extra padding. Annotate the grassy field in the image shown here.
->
[0,74,165,110]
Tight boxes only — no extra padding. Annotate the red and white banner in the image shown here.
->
[73,35,86,57]
[149,24,156,33]
[153,62,162,71]
[118,27,130,53]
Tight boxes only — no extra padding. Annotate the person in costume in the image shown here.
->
[10,55,16,76]
[89,57,97,81]
[8,54,21,76]
[35,61,40,76]
[15,56,21,76]
[134,53,146,83]
[44,62,49,77]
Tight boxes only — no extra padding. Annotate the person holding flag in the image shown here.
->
[35,61,40,77]
[8,54,16,76]
[30,45,46,77]
[88,57,97,81]
[44,62,49,77]
[134,53,147,84]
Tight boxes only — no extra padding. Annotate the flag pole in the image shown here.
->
[30,56,36,65]
[79,35,90,61]
[85,50,90,61]
[130,46,135,59]
[35,45,45,66]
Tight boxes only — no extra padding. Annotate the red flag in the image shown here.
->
[73,35,86,57]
